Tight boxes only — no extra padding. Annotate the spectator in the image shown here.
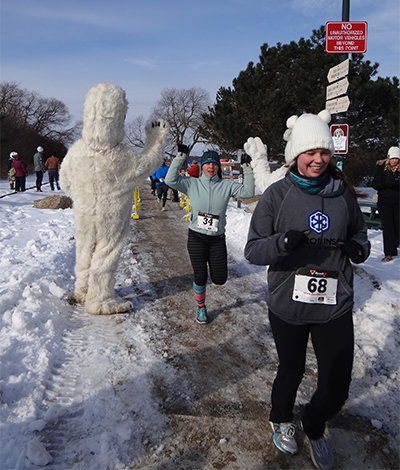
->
[11,153,28,192]
[33,146,46,192]
[45,151,61,191]
[187,160,200,178]
[7,152,17,190]
[372,146,400,262]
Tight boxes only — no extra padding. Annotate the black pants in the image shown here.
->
[187,228,227,286]
[150,177,157,193]
[378,200,399,256]
[36,171,43,190]
[156,184,169,207]
[171,188,179,201]
[15,176,26,192]
[269,309,354,439]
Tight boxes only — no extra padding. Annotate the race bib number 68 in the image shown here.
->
[292,268,338,305]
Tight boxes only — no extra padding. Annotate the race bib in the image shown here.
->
[292,268,338,305]
[197,212,219,232]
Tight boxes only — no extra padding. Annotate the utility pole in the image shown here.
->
[337,0,350,125]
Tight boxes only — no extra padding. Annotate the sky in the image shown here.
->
[0,176,398,468]
[1,0,399,128]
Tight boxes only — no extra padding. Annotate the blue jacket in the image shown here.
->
[155,165,169,185]
[165,153,254,236]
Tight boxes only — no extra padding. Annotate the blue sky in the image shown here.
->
[1,0,399,126]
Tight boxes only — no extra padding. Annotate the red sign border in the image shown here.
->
[325,21,368,54]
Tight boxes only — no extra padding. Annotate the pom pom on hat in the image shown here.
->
[388,146,400,159]
[283,110,335,165]
[37,146,44,152]
[201,150,220,167]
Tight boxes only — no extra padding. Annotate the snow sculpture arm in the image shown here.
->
[133,119,169,180]
[244,136,286,192]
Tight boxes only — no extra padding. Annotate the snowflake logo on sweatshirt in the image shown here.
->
[309,210,330,234]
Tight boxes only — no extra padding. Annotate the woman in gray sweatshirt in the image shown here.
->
[245,110,370,470]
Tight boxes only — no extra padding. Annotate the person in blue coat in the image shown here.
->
[165,146,254,324]
[155,159,170,211]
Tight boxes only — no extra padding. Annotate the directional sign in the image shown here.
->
[325,95,350,114]
[327,58,349,83]
[325,21,368,54]
[326,77,349,100]
[331,124,349,155]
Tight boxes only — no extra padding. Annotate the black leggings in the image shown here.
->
[36,171,43,190]
[269,309,354,439]
[156,184,169,207]
[187,228,227,286]
[378,200,399,256]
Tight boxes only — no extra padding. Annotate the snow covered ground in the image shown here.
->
[0,175,399,469]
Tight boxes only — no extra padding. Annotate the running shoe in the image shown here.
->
[196,306,208,324]
[269,421,298,454]
[309,436,334,469]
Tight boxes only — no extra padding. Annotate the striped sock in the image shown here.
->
[193,282,206,308]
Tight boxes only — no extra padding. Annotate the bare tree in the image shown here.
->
[1,82,81,176]
[0,81,78,147]
[147,87,211,156]
[124,116,147,150]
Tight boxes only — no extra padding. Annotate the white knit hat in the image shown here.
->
[388,146,400,159]
[283,110,335,165]
[37,146,44,152]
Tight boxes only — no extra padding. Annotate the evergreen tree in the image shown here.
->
[202,26,399,184]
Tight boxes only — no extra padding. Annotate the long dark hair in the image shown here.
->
[326,160,367,199]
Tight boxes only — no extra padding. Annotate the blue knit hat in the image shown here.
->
[201,150,220,167]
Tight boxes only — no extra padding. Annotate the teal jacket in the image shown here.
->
[165,152,255,236]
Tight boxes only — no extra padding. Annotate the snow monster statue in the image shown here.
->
[60,82,168,315]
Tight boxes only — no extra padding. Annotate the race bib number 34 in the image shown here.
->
[292,268,338,305]
[198,212,219,232]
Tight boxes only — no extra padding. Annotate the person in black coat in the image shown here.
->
[372,146,400,262]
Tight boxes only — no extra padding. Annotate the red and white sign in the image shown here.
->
[331,124,349,155]
[325,21,368,54]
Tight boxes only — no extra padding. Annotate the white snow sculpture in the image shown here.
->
[244,136,287,193]
[60,82,168,315]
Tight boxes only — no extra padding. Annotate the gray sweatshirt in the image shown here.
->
[33,152,46,172]
[245,173,370,325]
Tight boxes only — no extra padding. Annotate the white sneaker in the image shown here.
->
[269,421,298,454]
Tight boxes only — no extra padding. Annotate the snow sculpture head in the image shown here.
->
[82,82,128,152]
[283,109,335,165]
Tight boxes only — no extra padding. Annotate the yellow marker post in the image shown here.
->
[184,195,190,221]
[132,186,141,219]
[179,191,186,208]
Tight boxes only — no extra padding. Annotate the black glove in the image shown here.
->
[284,230,309,252]
[340,240,365,264]
[240,153,252,165]
[177,144,189,155]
